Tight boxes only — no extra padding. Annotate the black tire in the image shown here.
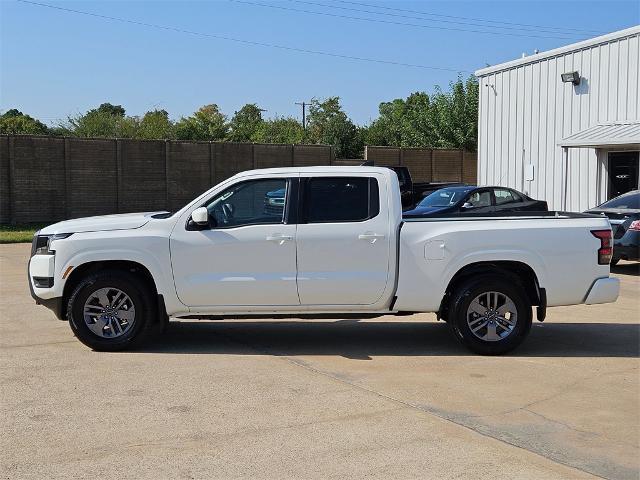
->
[448,275,532,355]
[67,270,155,351]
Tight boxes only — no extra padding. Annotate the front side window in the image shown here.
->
[205,178,288,228]
[465,190,492,208]
[304,177,379,223]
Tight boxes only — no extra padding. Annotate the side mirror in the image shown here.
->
[191,207,209,226]
[461,202,473,209]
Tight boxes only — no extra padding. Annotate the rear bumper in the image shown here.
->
[584,277,620,305]
[613,230,640,261]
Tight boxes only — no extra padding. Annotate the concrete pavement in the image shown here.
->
[1,243,638,479]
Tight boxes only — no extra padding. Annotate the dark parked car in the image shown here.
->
[403,185,548,216]
[361,162,465,209]
[264,187,286,216]
[586,190,640,265]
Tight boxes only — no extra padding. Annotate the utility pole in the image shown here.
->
[295,101,310,130]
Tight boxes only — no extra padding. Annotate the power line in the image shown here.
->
[229,0,585,40]
[287,0,597,36]
[16,0,469,73]
[334,0,604,35]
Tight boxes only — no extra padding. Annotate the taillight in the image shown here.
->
[591,230,612,265]
[629,220,640,232]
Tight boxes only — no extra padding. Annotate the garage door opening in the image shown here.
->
[608,152,639,199]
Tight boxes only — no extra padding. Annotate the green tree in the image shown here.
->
[137,109,175,139]
[427,76,479,150]
[307,97,362,158]
[175,104,228,141]
[94,103,126,117]
[61,102,132,138]
[0,110,49,135]
[251,117,305,144]
[364,76,478,150]
[227,104,264,142]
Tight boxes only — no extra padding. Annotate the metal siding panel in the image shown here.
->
[508,69,518,187]
[537,60,549,202]
[477,31,639,212]
[608,40,620,121]
[501,71,511,187]
[492,72,501,186]
[588,46,600,126]
[628,35,639,119]
[529,62,540,198]
[599,42,610,123]
[546,58,558,208]
[618,38,629,120]
[481,75,488,186]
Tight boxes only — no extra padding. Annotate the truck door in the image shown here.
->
[170,176,300,307]
[295,175,391,305]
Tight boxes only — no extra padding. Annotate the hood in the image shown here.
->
[39,211,167,235]
[403,205,452,216]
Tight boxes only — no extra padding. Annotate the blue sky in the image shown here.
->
[1,0,638,125]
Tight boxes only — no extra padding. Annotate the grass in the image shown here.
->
[0,224,47,244]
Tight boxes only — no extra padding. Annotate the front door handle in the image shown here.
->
[358,232,385,244]
[266,233,293,245]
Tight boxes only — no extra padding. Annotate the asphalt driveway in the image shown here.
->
[1,243,638,479]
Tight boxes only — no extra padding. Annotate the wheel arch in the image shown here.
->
[438,260,544,321]
[61,260,165,322]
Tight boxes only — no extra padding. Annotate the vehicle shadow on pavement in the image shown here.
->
[611,262,639,276]
[133,321,640,359]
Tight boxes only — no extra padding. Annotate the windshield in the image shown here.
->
[597,192,640,210]
[418,188,471,207]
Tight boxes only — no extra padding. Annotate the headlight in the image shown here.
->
[31,233,73,256]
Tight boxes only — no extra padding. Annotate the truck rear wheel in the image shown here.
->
[448,275,532,355]
[67,271,155,351]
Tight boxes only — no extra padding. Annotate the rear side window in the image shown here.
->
[494,188,519,205]
[304,177,379,223]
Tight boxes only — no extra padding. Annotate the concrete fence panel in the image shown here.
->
[402,148,433,182]
[432,149,463,182]
[11,136,66,223]
[254,143,293,169]
[118,139,167,213]
[67,138,117,219]
[293,144,333,166]
[0,137,9,224]
[213,142,253,184]
[0,135,476,224]
[366,146,476,184]
[167,141,211,212]
[462,151,478,184]
[365,146,401,166]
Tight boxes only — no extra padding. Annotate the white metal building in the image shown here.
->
[475,26,640,211]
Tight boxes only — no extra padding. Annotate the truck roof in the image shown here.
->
[231,166,395,178]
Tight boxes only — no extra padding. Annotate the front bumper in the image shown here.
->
[584,277,620,305]
[28,256,65,320]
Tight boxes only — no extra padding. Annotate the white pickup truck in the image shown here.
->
[29,167,619,354]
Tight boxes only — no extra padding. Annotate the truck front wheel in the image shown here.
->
[448,276,532,355]
[67,271,155,351]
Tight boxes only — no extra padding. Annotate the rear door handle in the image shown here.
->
[266,234,293,244]
[358,232,385,243]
